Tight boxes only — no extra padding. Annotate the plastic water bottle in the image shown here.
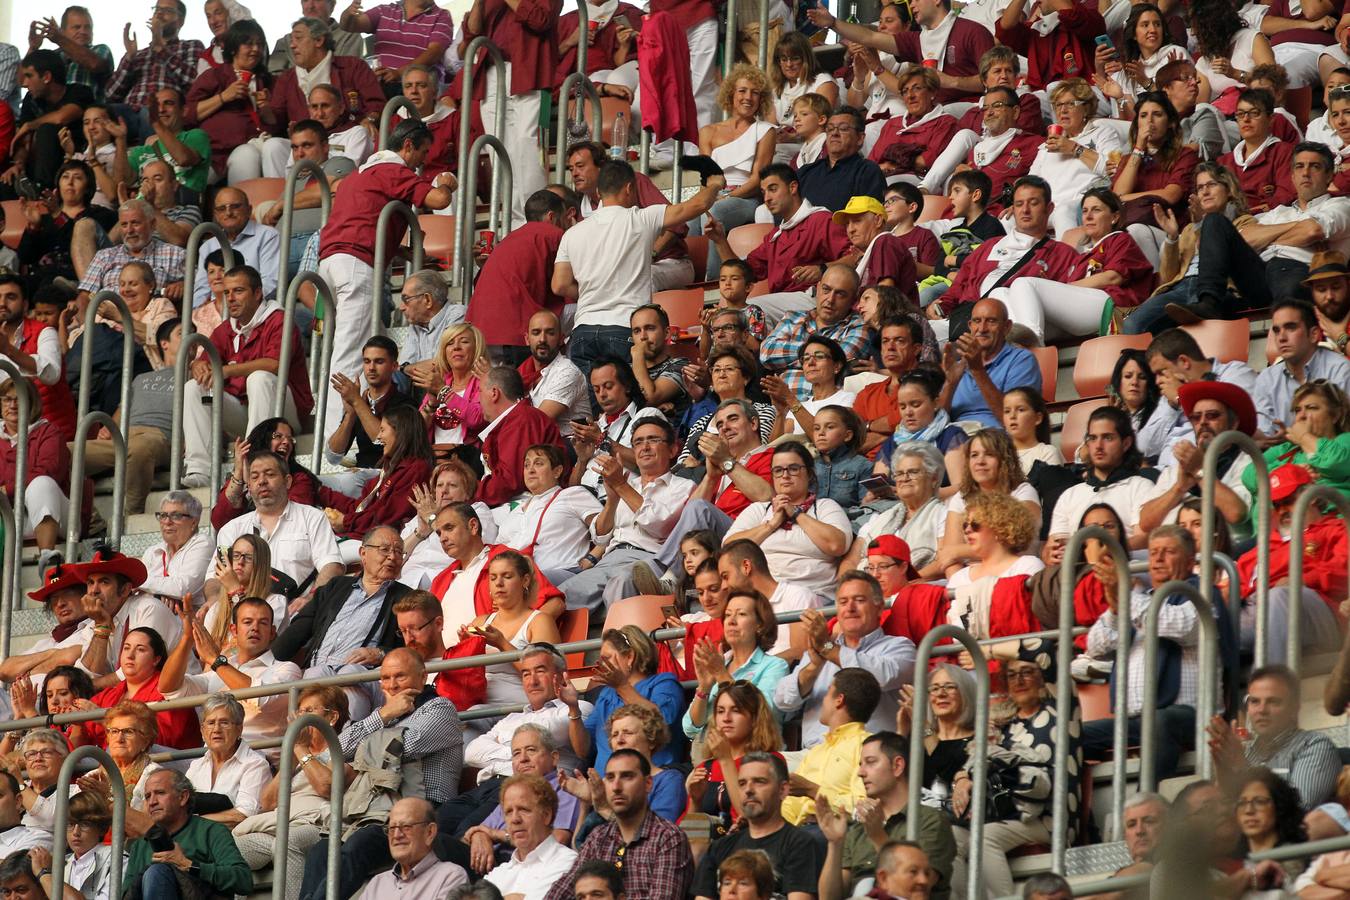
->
[610,112,628,160]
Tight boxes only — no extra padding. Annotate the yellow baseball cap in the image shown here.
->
[831,196,886,224]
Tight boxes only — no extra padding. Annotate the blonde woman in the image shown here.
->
[204,533,287,648]
[420,322,488,448]
[1027,78,1127,236]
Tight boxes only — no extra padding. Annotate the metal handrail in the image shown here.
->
[75,291,136,438]
[66,412,125,559]
[907,625,990,900]
[1213,551,1243,715]
[554,72,604,183]
[50,746,126,895]
[454,37,507,286]
[1139,579,1219,792]
[172,223,235,489]
[177,335,226,501]
[0,491,12,659]
[277,159,332,302]
[1056,526,1131,853]
[724,0,773,74]
[310,291,339,473]
[274,270,334,421]
[457,134,514,304]
[371,201,425,337]
[1286,485,1350,670]
[1201,431,1269,663]
[574,0,589,78]
[272,714,344,900]
[378,95,421,149]
[0,359,30,624]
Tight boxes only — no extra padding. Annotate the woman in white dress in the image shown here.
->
[1027,78,1127,237]
[763,334,858,437]
[1096,4,1191,118]
[496,445,602,586]
[938,428,1040,578]
[460,550,563,710]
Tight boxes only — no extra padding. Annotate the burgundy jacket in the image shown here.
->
[476,401,566,507]
[320,456,434,538]
[268,55,386,133]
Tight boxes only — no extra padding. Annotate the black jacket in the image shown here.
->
[272,575,410,667]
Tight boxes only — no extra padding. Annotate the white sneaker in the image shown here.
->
[181,473,210,489]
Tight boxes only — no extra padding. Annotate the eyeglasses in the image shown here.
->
[1187,409,1226,424]
[1052,100,1086,112]
[710,323,744,334]
[1005,668,1041,683]
[865,560,898,573]
[104,727,142,739]
[631,435,668,447]
[1233,108,1265,121]
[155,511,195,523]
[892,467,926,481]
[1331,85,1350,99]
[228,550,254,564]
[929,683,960,695]
[383,820,433,834]
[399,291,431,306]
[399,619,435,639]
[1235,796,1274,811]
[961,520,983,532]
[709,365,742,376]
[824,125,857,134]
[771,464,807,477]
[67,821,103,834]
[213,202,246,213]
[22,748,63,760]
[801,351,833,362]
[983,101,1015,111]
[361,543,404,558]
[883,196,904,206]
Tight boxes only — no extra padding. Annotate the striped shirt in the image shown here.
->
[1244,727,1340,811]
[759,310,872,402]
[63,44,115,102]
[77,238,187,296]
[106,38,205,110]
[0,43,19,112]
[1087,584,1205,716]
[339,687,464,805]
[366,2,455,75]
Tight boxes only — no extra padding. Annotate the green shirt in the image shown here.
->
[840,803,957,900]
[122,815,253,897]
[127,129,212,193]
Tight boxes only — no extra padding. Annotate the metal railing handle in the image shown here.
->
[554,73,604,183]
[1139,579,1220,792]
[1212,551,1243,715]
[173,223,236,489]
[454,37,507,286]
[0,358,30,625]
[457,134,514,304]
[75,291,136,440]
[907,625,990,900]
[1056,526,1131,852]
[1201,431,1269,663]
[371,201,425,338]
[277,159,333,303]
[0,491,12,659]
[176,335,226,501]
[66,412,126,560]
[310,289,340,474]
[276,270,333,422]
[272,714,344,900]
[378,95,422,149]
[723,0,773,74]
[575,0,589,78]
[51,746,126,896]
[1286,485,1350,670]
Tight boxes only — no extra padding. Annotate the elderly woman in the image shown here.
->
[62,790,119,900]
[868,67,960,181]
[845,441,948,580]
[896,663,977,810]
[495,445,602,586]
[3,730,72,836]
[576,626,685,772]
[946,491,1045,643]
[185,693,271,826]
[726,441,853,598]
[401,459,499,588]
[422,323,488,450]
[139,491,212,608]
[212,417,321,529]
[1028,78,1127,237]
[683,590,789,742]
[939,428,1041,576]
[679,345,776,463]
[233,685,350,900]
[75,700,163,833]
[1243,381,1350,500]
[197,0,252,73]
[185,19,275,181]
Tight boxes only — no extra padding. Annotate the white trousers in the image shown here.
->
[1274,41,1324,88]
[318,253,376,445]
[226,135,289,183]
[753,290,815,330]
[652,257,696,291]
[1004,276,1110,342]
[921,128,979,195]
[481,63,545,229]
[22,475,67,538]
[183,371,300,478]
[688,17,720,128]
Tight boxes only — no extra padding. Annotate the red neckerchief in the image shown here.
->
[518,356,544,391]
[780,493,817,531]
[51,617,87,644]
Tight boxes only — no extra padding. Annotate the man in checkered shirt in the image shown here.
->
[104,0,203,134]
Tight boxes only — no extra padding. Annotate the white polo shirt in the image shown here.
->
[497,486,602,577]
[215,501,343,586]
[558,204,668,328]
[184,740,273,816]
[484,836,579,900]
[165,650,302,744]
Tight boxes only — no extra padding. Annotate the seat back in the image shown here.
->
[727,223,774,260]
[603,595,671,635]
[1,200,21,251]
[234,177,285,211]
[418,214,458,266]
[555,608,590,672]
[1060,398,1110,462]
[684,235,709,280]
[653,288,707,329]
[1072,334,1152,398]
[1031,346,1059,403]
[1180,317,1252,364]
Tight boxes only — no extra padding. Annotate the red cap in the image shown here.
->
[1270,463,1313,503]
[866,535,919,580]
[1178,380,1257,436]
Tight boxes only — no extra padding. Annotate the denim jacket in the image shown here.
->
[815,445,873,508]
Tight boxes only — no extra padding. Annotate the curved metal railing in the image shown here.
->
[554,72,604,183]
[0,491,15,658]
[75,291,136,435]
[378,95,422,149]
[1201,431,1269,662]
[66,412,125,559]
[50,746,126,894]
[371,201,425,338]
[454,37,508,287]
[272,714,345,900]
[277,158,333,302]
[1286,485,1350,670]
[457,134,514,303]
[277,270,335,415]
[172,223,235,489]
[0,358,30,624]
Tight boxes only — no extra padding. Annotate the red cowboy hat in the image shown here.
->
[1178,380,1257,437]
[866,535,920,581]
[27,561,87,604]
[74,547,148,587]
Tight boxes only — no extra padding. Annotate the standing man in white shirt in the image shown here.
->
[558,417,696,613]
[520,310,589,438]
[553,159,724,382]
[483,774,579,900]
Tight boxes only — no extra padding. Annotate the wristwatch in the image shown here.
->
[819,640,837,656]
[720,458,736,474]
[210,655,229,671]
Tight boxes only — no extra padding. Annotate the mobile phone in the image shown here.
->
[860,475,895,494]
[217,548,228,567]
[661,605,679,619]
[572,417,591,426]
[1094,34,1115,53]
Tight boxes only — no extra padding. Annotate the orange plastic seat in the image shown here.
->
[1060,398,1110,462]
[1031,346,1059,403]
[917,194,948,223]
[603,595,671,634]
[1072,334,1152,399]
[653,288,706,329]
[1181,317,1252,364]
[727,223,773,260]
[234,177,285,210]
[418,214,458,267]
[556,608,590,673]
[684,235,709,280]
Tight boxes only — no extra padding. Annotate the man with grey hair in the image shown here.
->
[75,196,187,306]
[1087,792,1169,900]
[398,267,464,390]
[1022,873,1072,900]
[355,797,467,899]
[191,186,282,307]
[268,0,365,72]
[139,489,213,607]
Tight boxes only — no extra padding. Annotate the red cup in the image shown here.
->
[922,58,938,68]
[1048,124,1064,137]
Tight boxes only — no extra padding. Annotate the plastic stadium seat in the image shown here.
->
[917,194,949,223]
[556,608,589,672]
[568,95,637,147]
[1181,317,1251,364]
[653,289,706,329]
[234,177,285,210]
[1060,398,1110,462]
[1077,681,1113,723]
[748,279,770,298]
[418,214,458,267]
[727,223,774,260]
[1031,346,1058,403]
[1072,334,1152,399]
[1,200,22,251]
[684,235,709,279]
[603,595,671,634]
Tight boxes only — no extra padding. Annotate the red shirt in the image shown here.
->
[429,543,564,616]
[1069,231,1156,309]
[184,66,271,175]
[965,132,1042,216]
[466,221,566,346]
[891,227,943,268]
[957,93,1046,136]
[82,678,203,751]
[941,234,1081,313]
[468,0,562,94]
[745,210,854,293]
[1133,145,1199,222]
[476,401,567,506]
[319,159,437,266]
[862,233,919,301]
[17,319,76,441]
[1219,139,1296,213]
[712,446,774,518]
[269,56,385,132]
[647,0,716,31]
[555,3,646,87]
[868,111,960,173]
[319,457,433,537]
[891,18,993,103]
[680,617,724,678]
[204,306,315,416]
[997,0,1105,90]
[1266,0,1336,45]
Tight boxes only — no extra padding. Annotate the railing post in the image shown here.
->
[66,412,126,560]
[1201,431,1269,663]
[757,0,770,71]
[0,491,14,659]
[1212,551,1243,715]
[378,95,421,150]
[310,291,339,474]
[371,201,425,338]
[175,336,226,501]
[0,359,30,622]
[723,0,737,78]
[277,159,332,303]
[1139,579,1219,792]
[273,714,345,900]
[458,135,514,304]
[276,271,335,422]
[575,0,590,78]
[907,625,990,900]
[1056,527,1131,851]
[51,746,126,895]
[554,73,604,183]
[455,38,507,287]
[1286,486,1350,671]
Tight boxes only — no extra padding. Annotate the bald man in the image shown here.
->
[936,297,1044,428]
[192,186,283,306]
[521,309,590,437]
[759,264,873,402]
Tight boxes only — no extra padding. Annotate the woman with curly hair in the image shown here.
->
[945,491,1045,641]
[696,64,778,280]
[1190,0,1274,107]
[1234,768,1308,881]
[939,429,1040,576]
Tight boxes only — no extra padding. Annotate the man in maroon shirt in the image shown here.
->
[996,0,1105,91]
[476,366,567,506]
[566,141,693,290]
[465,0,561,226]
[316,118,455,445]
[182,264,314,488]
[466,188,570,366]
[956,47,1045,135]
[705,162,856,326]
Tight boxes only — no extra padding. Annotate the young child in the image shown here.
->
[791,92,831,168]
[916,170,1008,308]
[884,182,943,279]
[1002,386,1064,472]
[811,405,874,514]
[671,529,720,604]
[1307,67,1350,151]
[1248,63,1302,142]
[30,288,72,356]
[699,258,767,356]
[665,558,728,677]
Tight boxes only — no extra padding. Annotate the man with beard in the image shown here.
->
[467,189,571,367]
[1138,381,1256,533]
[76,197,186,303]
[1304,250,1350,355]
[518,310,588,437]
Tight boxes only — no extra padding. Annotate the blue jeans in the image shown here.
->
[1123,276,1199,335]
[567,324,633,385]
[139,862,184,899]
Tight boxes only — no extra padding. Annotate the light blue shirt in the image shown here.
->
[950,342,1041,428]
[681,647,790,740]
[1152,359,1268,469]
[1254,346,1350,432]
[312,579,391,669]
[193,220,282,307]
